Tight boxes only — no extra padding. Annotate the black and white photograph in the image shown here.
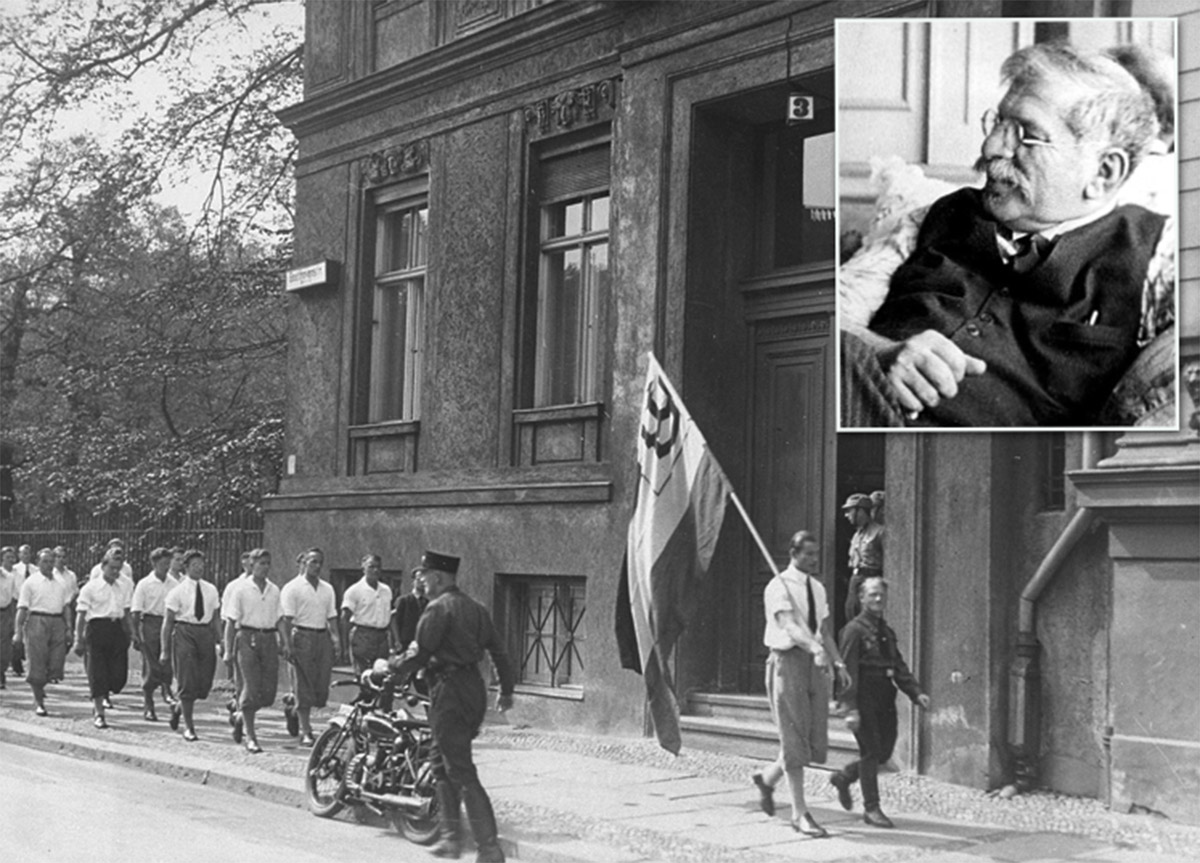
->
[837,16,1180,430]
[1,2,1197,862]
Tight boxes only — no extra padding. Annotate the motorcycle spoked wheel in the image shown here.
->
[391,757,440,845]
[306,726,357,818]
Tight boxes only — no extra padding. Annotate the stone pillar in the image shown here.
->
[1070,342,1200,824]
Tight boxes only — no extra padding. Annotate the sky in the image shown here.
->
[2,0,305,222]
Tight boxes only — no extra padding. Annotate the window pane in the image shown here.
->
[540,248,582,405]
[546,200,585,240]
[370,282,409,422]
[768,125,835,269]
[589,195,609,231]
[381,205,428,273]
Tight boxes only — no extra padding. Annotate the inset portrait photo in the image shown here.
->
[835,18,1178,431]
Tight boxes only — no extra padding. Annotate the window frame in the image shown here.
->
[517,129,612,413]
[358,177,429,427]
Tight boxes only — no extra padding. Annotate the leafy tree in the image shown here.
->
[0,0,303,519]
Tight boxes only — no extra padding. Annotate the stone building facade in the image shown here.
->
[271,0,1199,822]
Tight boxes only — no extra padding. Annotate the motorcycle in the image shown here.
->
[305,663,440,844]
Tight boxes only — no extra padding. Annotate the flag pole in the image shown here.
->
[728,490,780,577]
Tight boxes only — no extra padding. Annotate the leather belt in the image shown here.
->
[352,624,389,632]
[30,611,65,618]
[238,626,278,634]
[293,625,327,632]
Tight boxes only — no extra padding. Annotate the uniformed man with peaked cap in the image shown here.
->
[389,551,515,862]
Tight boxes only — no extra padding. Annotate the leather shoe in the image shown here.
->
[429,837,462,859]
[475,844,505,863]
[830,772,853,811]
[168,703,181,731]
[792,811,828,838]
[751,772,775,816]
[863,807,895,829]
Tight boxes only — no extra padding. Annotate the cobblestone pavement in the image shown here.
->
[1,655,1197,863]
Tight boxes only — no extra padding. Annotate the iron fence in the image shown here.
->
[0,508,263,593]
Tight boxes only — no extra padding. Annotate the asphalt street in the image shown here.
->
[0,742,433,863]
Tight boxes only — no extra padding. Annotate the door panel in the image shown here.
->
[740,316,830,692]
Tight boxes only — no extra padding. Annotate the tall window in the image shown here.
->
[370,197,427,422]
[525,136,611,408]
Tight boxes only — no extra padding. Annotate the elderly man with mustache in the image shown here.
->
[841,41,1171,428]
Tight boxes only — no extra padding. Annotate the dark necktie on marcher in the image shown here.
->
[805,576,817,634]
[1010,233,1051,274]
[194,581,204,621]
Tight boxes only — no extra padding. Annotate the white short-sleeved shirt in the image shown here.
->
[53,568,79,602]
[0,566,22,607]
[17,572,71,615]
[131,573,180,617]
[341,578,393,629]
[220,574,251,620]
[89,561,134,581]
[226,578,283,630]
[164,577,221,625]
[76,577,133,621]
[762,564,828,652]
[280,575,337,629]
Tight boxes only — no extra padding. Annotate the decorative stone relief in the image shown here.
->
[363,140,430,186]
[757,314,830,341]
[523,78,618,137]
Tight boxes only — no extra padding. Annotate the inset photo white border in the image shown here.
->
[834,17,1180,432]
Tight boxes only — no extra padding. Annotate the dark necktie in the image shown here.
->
[194,581,204,621]
[805,576,818,633]
[1010,233,1050,274]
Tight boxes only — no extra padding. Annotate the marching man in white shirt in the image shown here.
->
[340,553,395,675]
[74,550,135,729]
[130,547,179,722]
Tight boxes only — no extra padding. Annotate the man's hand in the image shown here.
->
[879,330,987,415]
[835,663,852,692]
[917,693,932,710]
[845,710,861,732]
[73,638,85,657]
[496,693,514,713]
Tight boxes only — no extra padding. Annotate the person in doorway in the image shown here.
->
[830,576,930,828]
[130,547,179,721]
[280,547,337,746]
[388,551,515,862]
[161,550,222,741]
[13,548,72,716]
[843,493,884,623]
[340,553,395,675]
[751,531,851,838]
[223,548,284,753]
[73,551,135,729]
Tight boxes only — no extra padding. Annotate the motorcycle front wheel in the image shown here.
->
[306,726,355,818]
[391,758,440,844]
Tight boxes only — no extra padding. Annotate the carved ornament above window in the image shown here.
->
[523,78,618,138]
[364,140,430,186]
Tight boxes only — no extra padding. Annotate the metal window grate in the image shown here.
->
[509,575,584,688]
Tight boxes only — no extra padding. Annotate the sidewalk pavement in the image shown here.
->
[1,657,1198,863]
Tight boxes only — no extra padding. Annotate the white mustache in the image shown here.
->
[975,157,1028,197]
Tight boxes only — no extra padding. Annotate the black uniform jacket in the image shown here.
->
[837,611,923,714]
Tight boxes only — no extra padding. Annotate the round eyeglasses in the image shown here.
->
[981,108,1054,149]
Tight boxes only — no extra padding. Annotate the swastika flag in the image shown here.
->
[615,353,733,754]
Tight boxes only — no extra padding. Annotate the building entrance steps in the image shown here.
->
[2,659,1200,863]
[682,692,859,768]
